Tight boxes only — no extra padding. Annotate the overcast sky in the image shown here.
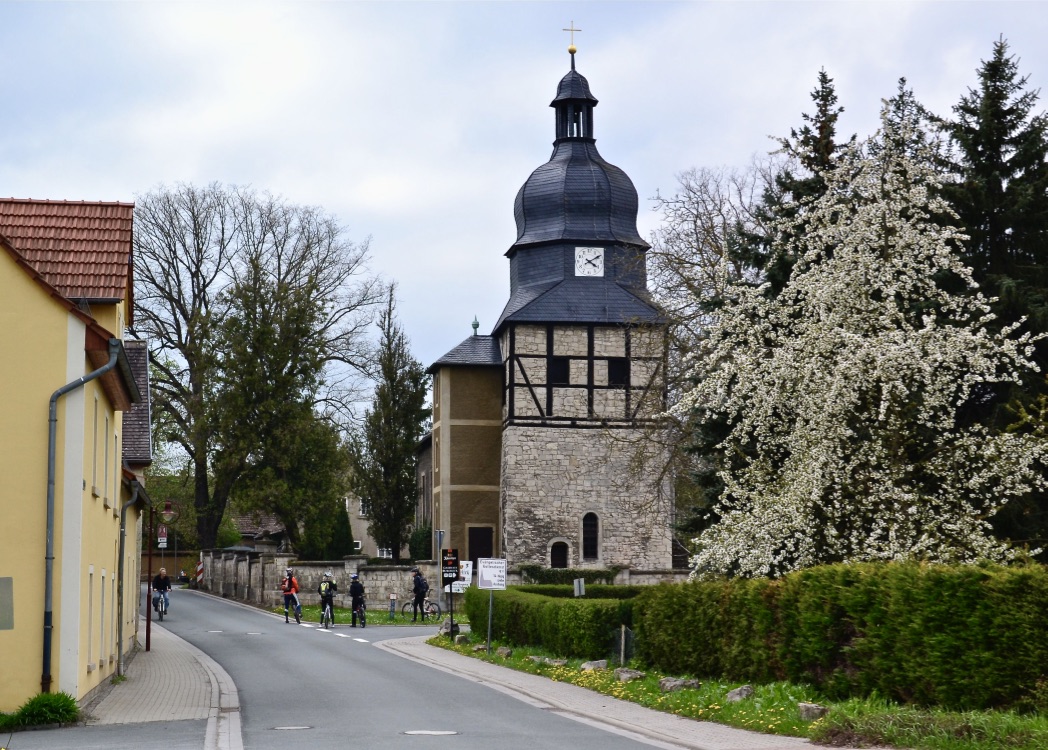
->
[3,1,1047,371]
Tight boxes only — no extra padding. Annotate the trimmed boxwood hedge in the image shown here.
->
[634,562,1048,711]
[463,585,635,659]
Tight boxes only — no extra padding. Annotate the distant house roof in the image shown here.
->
[428,334,502,373]
[122,339,152,467]
[230,511,287,541]
[0,198,134,309]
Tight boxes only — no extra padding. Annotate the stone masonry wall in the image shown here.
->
[500,425,674,570]
[198,552,444,612]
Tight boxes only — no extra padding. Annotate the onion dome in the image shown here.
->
[509,53,648,254]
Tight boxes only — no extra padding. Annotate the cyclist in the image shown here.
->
[410,566,429,622]
[318,570,338,626]
[280,567,301,624]
[152,567,172,614]
[349,573,366,628]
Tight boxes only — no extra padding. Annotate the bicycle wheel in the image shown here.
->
[401,601,414,617]
[426,601,442,618]
[323,603,332,628]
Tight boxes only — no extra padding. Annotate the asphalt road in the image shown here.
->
[147,589,677,750]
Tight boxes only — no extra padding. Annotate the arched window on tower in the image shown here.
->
[582,513,599,561]
[550,542,569,568]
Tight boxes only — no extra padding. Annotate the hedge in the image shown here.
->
[634,561,1048,710]
[463,586,634,659]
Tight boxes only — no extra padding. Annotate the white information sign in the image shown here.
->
[459,561,473,585]
[476,558,507,590]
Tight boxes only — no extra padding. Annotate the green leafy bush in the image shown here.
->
[633,562,1048,711]
[517,564,620,585]
[5,691,80,728]
[516,584,644,600]
[463,586,631,659]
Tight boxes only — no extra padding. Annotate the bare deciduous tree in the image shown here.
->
[133,182,386,549]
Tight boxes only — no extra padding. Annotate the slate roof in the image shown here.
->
[122,339,153,466]
[0,198,134,304]
[510,140,647,253]
[495,278,662,331]
[551,67,597,104]
[428,334,502,373]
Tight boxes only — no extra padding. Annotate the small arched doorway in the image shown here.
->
[550,541,569,568]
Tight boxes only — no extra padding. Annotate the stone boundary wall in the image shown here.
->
[198,549,687,610]
[198,550,441,612]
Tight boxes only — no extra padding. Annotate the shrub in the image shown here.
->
[517,564,620,585]
[463,586,631,659]
[12,691,80,727]
[633,561,1048,711]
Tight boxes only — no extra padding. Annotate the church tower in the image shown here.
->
[427,46,673,572]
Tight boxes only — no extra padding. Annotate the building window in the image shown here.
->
[607,358,628,387]
[550,542,569,568]
[549,357,570,385]
[359,498,370,517]
[354,541,363,551]
[583,513,599,560]
[377,548,393,559]
[103,416,110,502]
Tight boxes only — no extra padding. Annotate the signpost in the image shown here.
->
[441,549,460,635]
[444,561,472,594]
[477,558,507,653]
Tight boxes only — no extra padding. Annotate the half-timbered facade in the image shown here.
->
[427,50,673,572]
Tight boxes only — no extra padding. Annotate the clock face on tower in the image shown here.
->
[575,247,605,277]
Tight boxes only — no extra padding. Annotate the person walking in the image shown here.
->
[349,573,366,627]
[281,567,301,624]
[410,566,429,622]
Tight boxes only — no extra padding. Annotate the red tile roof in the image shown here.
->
[0,198,133,302]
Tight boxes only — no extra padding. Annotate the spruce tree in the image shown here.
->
[736,69,853,296]
[937,39,1048,558]
[938,37,1048,338]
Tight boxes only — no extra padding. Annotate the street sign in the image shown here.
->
[445,561,473,594]
[157,524,168,541]
[477,558,507,590]
[441,548,460,586]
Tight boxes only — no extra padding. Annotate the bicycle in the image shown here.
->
[152,590,167,622]
[320,599,335,629]
[402,596,441,620]
[353,599,366,628]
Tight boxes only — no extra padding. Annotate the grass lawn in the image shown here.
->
[431,633,1048,750]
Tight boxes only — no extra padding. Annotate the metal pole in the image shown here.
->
[146,504,153,651]
[486,589,494,654]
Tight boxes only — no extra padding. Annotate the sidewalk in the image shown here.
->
[380,636,823,750]
[82,618,242,750]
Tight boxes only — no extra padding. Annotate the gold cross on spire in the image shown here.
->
[563,21,581,53]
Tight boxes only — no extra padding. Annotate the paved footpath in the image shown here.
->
[17,615,880,750]
[82,617,242,750]
[380,636,840,750]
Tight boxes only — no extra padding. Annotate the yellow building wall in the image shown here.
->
[0,249,140,710]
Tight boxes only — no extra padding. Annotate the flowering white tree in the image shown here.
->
[673,103,1048,578]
